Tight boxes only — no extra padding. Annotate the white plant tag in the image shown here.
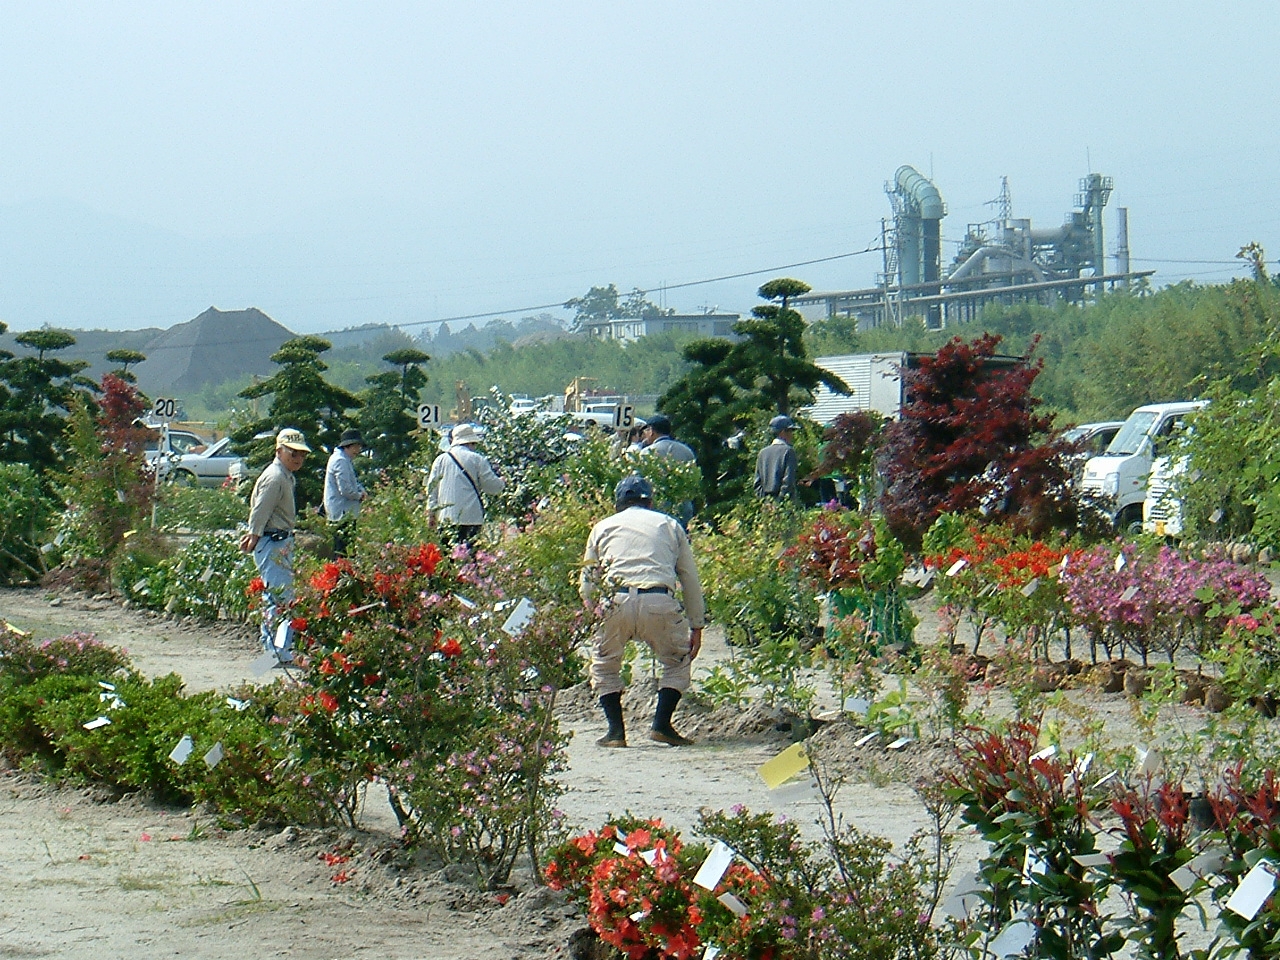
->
[226,697,249,711]
[202,742,225,769]
[98,681,116,691]
[887,736,914,750]
[83,716,111,730]
[1020,578,1040,597]
[613,842,630,856]
[199,566,214,584]
[1136,747,1163,777]
[1209,508,1224,524]
[169,735,193,764]
[1073,853,1110,868]
[1114,553,1126,572]
[1023,849,1048,878]
[717,892,748,917]
[1030,745,1056,762]
[694,841,735,890]
[1120,585,1139,602]
[989,918,1036,957]
[273,620,291,650]
[843,697,870,716]
[453,594,478,609]
[1225,861,1277,919]
[945,559,967,576]
[501,598,536,637]
[854,732,879,747]
[702,946,721,960]
[640,848,666,867]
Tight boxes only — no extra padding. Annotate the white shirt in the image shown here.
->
[426,443,505,525]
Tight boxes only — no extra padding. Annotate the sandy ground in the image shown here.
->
[0,586,1173,959]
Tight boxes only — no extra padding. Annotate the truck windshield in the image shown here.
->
[1106,411,1158,456]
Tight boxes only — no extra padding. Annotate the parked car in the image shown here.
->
[154,436,246,488]
[1079,401,1207,530]
[1060,420,1124,456]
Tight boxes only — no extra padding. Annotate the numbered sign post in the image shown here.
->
[416,403,442,431]
[152,397,178,421]
[613,404,635,431]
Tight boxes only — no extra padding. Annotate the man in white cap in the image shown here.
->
[426,423,504,546]
[240,427,311,662]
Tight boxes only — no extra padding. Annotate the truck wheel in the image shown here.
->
[1116,505,1143,536]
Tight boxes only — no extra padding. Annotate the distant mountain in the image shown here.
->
[132,307,294,396]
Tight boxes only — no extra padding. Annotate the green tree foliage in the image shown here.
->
[358,348,430,473]
[53,375,155,588]
[0,328,96,484]
[105,349,147,384]
[658,280,848,511]
[233,336,362,507]
[564,283,669,331]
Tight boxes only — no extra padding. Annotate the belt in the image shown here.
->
[620,585,670,595]
[263,529,292,541]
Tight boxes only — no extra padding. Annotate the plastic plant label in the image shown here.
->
[347,601,381,616]
[198,566,214,584]
[1020,578,1040,597]
[1120,585,1139,602]
[1225,861,1277,919]
[83,716,112,730]
[1023,849,1048,879]
[1136,747,1163,777]
[887,736,914,750]
[918,569,935,587]
[202,742,225,770]
[843,697,870,716]
[98,681,116,691]
[1073,853,1111,868]
[945,558,967,576]
[770,777,820,805]
[758,743,807,789]
[1209,508,1224,524]
[226,697,249,711]
[453,594,478,610]
[989,918,1036,957]
[274,620,291,650]
[501,598,536,637]
[694,841,735,890]
[629,909,649,922]
[717,892,748,917]
[702,946,721,960]
[1094,770,1118,788]
[1114,553,1126,572]
[613,842,630,856]
[169,735,194,765]
[854,732,879,748]
[1030,745,1056,761]
[640,848,666,867]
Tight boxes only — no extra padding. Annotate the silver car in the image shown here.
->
[152,436,245,488]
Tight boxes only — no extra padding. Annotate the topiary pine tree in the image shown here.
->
[105,349,147,384]
[233,336,362,508]
[657,278,847,511]
[358,348,430,473]
[0,329,97,486]
[876,332,1083,550]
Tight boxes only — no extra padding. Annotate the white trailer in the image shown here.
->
[803,352,909,425]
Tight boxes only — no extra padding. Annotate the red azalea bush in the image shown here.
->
[545,818,709,959]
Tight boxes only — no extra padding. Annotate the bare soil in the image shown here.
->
[0,586,1166,959]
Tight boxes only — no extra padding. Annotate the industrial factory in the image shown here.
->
[795,167,1153,329]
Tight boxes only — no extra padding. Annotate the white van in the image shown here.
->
[1080,401,1207,531]
[1143,455,1186,537]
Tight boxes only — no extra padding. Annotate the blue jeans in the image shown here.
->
[253,534,295,661]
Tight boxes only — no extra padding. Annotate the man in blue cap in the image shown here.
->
[579,474,705,748]
[754,415,798,499]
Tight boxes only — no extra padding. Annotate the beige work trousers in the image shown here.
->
[589,592,693,697]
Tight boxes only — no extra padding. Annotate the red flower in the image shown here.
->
[438,637,463,658]
[309,562,343,594]
[291,617,308,633]
[246,577,265,596]
[317,691,339,713]
[407,542,443,576]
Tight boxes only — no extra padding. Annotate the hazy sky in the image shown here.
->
[1,2,1276,334]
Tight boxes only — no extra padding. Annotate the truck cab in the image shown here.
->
[1080,401,1207,531]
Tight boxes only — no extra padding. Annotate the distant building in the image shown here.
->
[583,313,740,342]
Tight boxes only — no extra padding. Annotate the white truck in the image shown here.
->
[804,353,912,424]
[1080,400,1207,531]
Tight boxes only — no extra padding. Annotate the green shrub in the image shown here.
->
[0,462,59,585]
[155,485,247,533]
[160,532,256,620]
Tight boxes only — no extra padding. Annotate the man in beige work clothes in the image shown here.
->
[239,427,311,663]
[579,474,705,747]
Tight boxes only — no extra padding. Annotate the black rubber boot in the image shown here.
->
[650,688,694,746]
[597,692,627,747]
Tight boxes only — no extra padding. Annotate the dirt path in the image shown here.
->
[0,586,1142,958]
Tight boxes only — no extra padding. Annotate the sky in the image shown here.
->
[1,2,1277,336]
